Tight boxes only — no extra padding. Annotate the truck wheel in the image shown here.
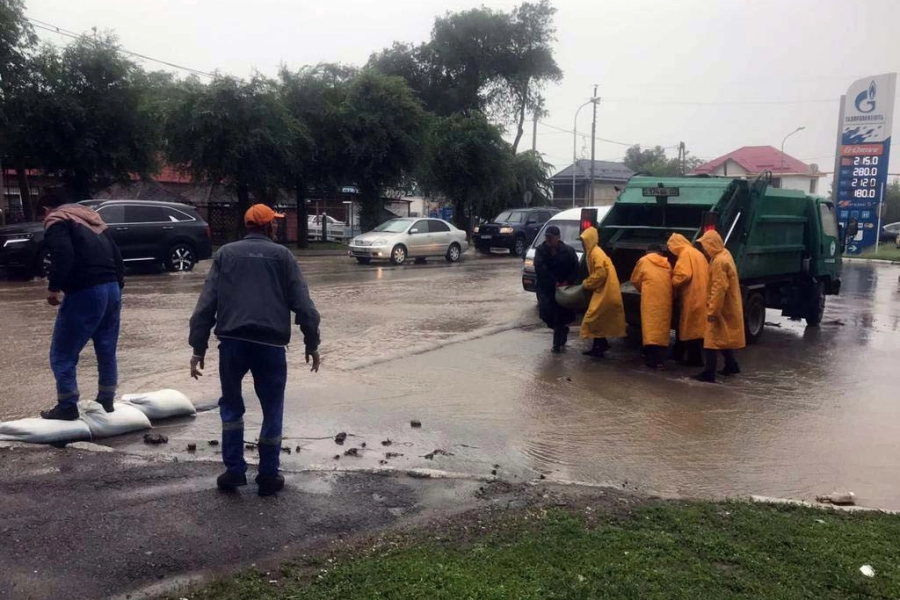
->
[744,292,765,344]
[804,281,826,327]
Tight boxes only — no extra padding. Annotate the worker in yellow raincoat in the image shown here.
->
[667,233,709,367]
[579,227,626,357]
[694,230,745,382]
[630,245,673,369]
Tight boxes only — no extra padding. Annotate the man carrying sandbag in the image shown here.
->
[40,190,125,421]
[534,226,579,353]
[189,204,321,497]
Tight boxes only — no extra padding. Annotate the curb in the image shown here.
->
[843,257,900,265]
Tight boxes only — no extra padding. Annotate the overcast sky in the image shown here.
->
[26,0,900,180]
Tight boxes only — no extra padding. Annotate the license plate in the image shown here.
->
[480,235,492,239]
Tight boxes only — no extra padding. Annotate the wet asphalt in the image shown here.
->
[2,253,900,511]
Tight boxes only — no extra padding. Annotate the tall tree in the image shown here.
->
[420,112,513,232]
[508,150,554,207]
[0,0,38,218]
[32,34,159,199]
[165,75,301,233]
[495,0,562,153]
[624,144,703,177]
[279,64,353,247]
[338,70,426,231]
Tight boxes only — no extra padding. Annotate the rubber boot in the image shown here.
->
[583,338,606,358]
[551,329,562,354]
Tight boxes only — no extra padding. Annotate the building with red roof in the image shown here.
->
[691,145,825,195]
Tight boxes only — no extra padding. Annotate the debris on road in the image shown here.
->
[245,443,256,450]
[344,447,360,457]
[282,447,292,454]
[333,454,340,460]
[816,491,856,506]
[143,433,168,445]
[423,449,454,460]
[361,442,367,448]
[381,439,392,446]
[208,440,219,447]
[385,452,403,459]
[186,443,197,452]
[334,432,347,445]
[379,460,388,465]
[410,420,422,428]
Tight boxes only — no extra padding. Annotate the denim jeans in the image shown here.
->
[218,339,287,477]
[50,282,122,407]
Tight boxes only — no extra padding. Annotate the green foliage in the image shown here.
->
[880,180,900,225]
[624,144,704,177]
[368,0,562,148]
[25,34,159,199]
[165,75,301,216]
[420,112,512,230]
[338,70,426,230]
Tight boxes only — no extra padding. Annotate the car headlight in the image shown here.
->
[370,238,388,246]
[2,234,33,247]
[524,258,534,267]
[499,226,514,234]
[473,226,480,234]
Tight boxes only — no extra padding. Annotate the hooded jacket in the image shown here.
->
[630,252,673,347]
[697,230,745,350]
[44,204,124,294]
[667,233,710,341]
[579,227,626,340]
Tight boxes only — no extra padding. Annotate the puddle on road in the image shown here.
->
[5,261,900,509]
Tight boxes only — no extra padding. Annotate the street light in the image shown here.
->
[780,126,805,171]
[572,98,601,208]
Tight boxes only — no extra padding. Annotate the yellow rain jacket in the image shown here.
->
[667,233,710,341]
[697,231,746,350]
[630,253,673,347]
[579,227,626,340]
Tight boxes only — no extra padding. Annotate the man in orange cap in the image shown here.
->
[189,204,321,496]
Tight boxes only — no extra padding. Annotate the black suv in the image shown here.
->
[0,199,213,278]
[473,208,559,257]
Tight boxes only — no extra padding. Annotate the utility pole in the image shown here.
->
[588,85,599,206]
[532,110,538,153]
[679,141,686,176]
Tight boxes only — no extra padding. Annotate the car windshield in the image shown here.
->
[532,220,583,249]
[494,211,527,224]
[373,219,413,233]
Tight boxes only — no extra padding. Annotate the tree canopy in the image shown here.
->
[624,145,705,177]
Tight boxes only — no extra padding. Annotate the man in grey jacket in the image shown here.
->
[189,204,321,496]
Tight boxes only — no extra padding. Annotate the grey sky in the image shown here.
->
[26,0,900,179]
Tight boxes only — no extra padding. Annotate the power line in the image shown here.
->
[602,97,839,106]
[538,121,637,147]
[28,16,218,79]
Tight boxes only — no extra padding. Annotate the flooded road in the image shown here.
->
[3,256,900,509]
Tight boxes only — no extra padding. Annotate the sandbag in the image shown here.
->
[555,284,592,312]
[80,401,151,439]
[0,417,91,444]
[122,389,196,420]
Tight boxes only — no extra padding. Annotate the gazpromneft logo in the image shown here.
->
[840,144,884,156]
[855,80,877,114]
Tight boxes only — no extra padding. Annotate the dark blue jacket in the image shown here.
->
[189,234,320,356]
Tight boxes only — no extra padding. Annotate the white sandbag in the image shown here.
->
[80,401,151,439]
[121,389,196,420]
[0,417,92,444]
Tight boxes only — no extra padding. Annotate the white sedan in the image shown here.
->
[348,218,468,265]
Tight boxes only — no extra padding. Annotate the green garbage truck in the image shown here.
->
[593,173,851,342]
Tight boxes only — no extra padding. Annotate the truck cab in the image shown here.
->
[597,174,843,342]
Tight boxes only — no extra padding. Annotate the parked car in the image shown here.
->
[880,221,900,245]
[308,215,347,242]
[0,220,51,278]
[473,207,559,257]
[348,218,468,265]
[521,206,611,293]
